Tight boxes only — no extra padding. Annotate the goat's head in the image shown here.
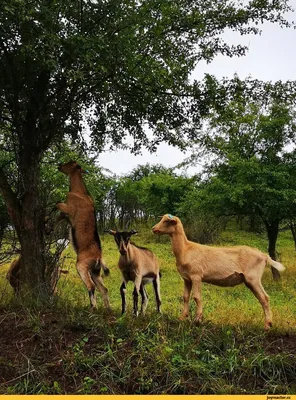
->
[58,160,89,175]
[108,230,138,256]
[152,214,179,235]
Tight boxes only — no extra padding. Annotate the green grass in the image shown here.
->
[0,226,295,394]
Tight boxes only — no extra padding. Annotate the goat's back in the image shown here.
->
[184,242,267,279]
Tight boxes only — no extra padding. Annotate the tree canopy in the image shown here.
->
[186,100,296,277]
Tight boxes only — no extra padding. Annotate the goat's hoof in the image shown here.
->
[264,321,272,330]
[178,314,188,321]
[194,319,202,326]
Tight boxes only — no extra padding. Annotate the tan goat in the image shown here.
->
[56,160,110,309]
[108,230,161,316]
[6,256,22,294]
[152,214,285,330]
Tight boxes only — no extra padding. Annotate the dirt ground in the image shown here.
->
[1,309,296,394]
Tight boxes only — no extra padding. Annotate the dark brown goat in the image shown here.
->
[56,161,110,309]
[108,230,161,316]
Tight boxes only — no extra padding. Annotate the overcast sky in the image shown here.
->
[99,3,296,176]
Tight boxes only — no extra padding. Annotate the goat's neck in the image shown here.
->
[69,172,88,195]
[126,244,136,262]
[170,226,189,264]
[120,244,136,264]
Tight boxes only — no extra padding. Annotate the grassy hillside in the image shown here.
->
[0,226,295,394]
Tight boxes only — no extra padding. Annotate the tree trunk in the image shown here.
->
[265,220,281,280]
[289,221,296,250]
[18,152,47,296]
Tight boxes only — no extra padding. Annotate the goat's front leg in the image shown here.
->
[45,211,68,235]
[56,202,69,214]
[192,279,203,324]
[140,285,149,315]
[152,273,162,313]
[179,279,192,320]
[120,281,127,314]
[133,277,142,317]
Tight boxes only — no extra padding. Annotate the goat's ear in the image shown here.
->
[130,230,138,235]
[166,215,178,225]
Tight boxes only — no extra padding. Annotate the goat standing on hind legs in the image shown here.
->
[56,161,110,310]
[152,214,285,330]
[108,230,161,316]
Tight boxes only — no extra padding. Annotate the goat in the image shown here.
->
[108,230,161,316]
[152,214,285,330]
[56,160,110,309]
[6,256,21,294]
[6,255,68,295]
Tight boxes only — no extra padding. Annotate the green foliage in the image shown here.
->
[186,101,296,256]
[0,0,294,152]
[177,185,227,243]
[108,164,196,227]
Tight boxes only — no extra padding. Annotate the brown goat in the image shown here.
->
[6,256,22,294]
[152,214,285,330]
[108,230,161,316]
[6,255,68,295]
[56,161,110,309]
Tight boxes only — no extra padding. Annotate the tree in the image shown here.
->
[191,101,296,278]
[0,139,107,293]
[0,0,293,294]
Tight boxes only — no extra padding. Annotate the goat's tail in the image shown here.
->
[98,259,110,276]
[267,256,285,272]
[102,263,110,277]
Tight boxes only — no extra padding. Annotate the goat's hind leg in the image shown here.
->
[133,277,142,317]
[245,277,272,330]
[120,281,127,315]
[91,270,111,309]
[76,261,97,309]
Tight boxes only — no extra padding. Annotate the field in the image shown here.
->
[0,226,296,395]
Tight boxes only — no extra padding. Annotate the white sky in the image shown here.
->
[99,3,296,176]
